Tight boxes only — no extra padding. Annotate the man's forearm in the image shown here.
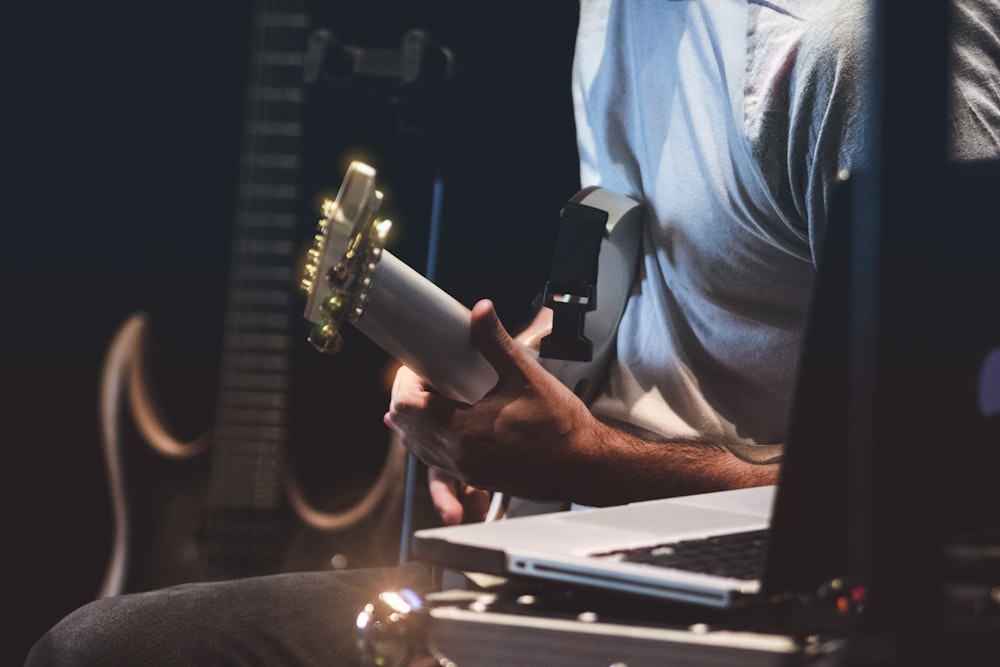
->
[553,417,781,507]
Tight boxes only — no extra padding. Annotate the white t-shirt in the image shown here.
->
[574,0,999,448]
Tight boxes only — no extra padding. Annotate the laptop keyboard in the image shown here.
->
[595,529,767,581]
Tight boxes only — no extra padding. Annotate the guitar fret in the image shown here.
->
[226,311,290,330]
[209,496,282,512]
[219,371,289,391]
[216,424,288,442]
[240,183,299,200]
[248,496,282,511]
[222,351,290,372]
[213,443,287,465]
[235,195,299,213]
[254,481,281,499]
[240,135,303,156]
[219,390,288,409]
[249,219,295,238]
[255,485,282,509]
[224,333,291,352]
[259,485,283,509]
[245,121,303,137]
[231,264,294,282]
[229,288,292,307]
[247,86,305,103]
[217,407,286,426]
[237,211,298,229]
[212,442,281,462]
[208,477,282,510]
[215,442,281,480]
[208,492,282,511]
[243,153,302,169]
[237,220,296,236]
[212,447,282,475]
[233,238,295,256]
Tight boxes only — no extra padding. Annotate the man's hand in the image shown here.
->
[384,299,595,504]
[387,365,492,525]
[427,467,491,526]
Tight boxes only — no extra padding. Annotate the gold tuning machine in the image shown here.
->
[301,161,391,354]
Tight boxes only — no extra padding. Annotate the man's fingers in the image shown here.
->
[462,486,493,523]
[428,472,465,526]
[428,467,494,525]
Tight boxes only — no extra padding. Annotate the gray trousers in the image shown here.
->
[26,562,434,666]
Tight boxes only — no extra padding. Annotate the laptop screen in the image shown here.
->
[762,158,1000,599]
[759,173,854,597]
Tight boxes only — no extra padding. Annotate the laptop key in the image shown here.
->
[597,529,767,581]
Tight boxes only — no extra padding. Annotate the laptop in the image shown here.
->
[410,174,858,609]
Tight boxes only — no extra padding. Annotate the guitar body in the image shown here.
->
[112,428,214,590]
[108,404,403,593]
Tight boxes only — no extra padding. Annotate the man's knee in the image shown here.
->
[26,596,142,666]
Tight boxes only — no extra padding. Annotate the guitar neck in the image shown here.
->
[207,0,309,519]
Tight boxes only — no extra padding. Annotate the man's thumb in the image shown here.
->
[470,299,524,377]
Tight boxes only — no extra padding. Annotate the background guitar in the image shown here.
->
[97,0,410,596]
[5,1,580,662]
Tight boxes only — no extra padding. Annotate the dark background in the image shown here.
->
[2,1,580,662]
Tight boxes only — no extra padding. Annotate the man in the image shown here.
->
[390,0,862,522]
[26,1,999,664]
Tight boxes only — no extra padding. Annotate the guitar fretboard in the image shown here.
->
[207,2,308,529]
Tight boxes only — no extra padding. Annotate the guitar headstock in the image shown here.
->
[301,161,393,353]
